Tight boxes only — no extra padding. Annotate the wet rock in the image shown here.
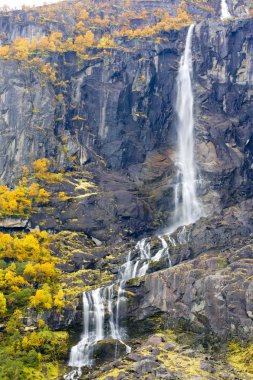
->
[126,206,253,340]
[94,339,127,365]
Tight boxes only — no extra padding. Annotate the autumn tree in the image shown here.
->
[30,284,53,310]
[0,291,7,317]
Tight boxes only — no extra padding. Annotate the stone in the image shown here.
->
[92,236,103,246]
[151,348,160,355]
[134,359,160,375]
[125,353,142,362]
[0,218,29,229]
[184,349,196,358]
[93,340,127,365]
[164,342,176,351]
[117,372,127,380]
[146,335,165,346]
[200,361,215,373]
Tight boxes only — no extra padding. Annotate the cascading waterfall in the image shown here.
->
[221,0,232,20]
[66,288,105,374]
[174,24,201,228]
[64,238,171,379]
[65,25,201,379]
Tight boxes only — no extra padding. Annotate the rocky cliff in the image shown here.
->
[0,1,253,379]
[1,17,253,241]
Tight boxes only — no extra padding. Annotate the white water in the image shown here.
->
[67,288,105,369]
[65,25,201,378]
[221,0,232,19]
[174,24,201,228]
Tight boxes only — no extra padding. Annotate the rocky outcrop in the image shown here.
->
[126,200,253,340]
[87,332,252,380]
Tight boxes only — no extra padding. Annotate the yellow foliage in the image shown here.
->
[4,265,28,291]
[0,44,10,58]
[79,9,89,20]
[0,180,51,218]
[37,188,51,204]
[97,35,115,49]
[30,284,53,310]
[0,184,32,217]
[22,331,42,350]
[75,20,86,33]
[24,262,58,283]
[54,289,64,310]
[227,341,253,375]
[9,38,29,60]
[37,319,44,329]
[0,231,52,262]
[0,233,12,251]
[33,158,63,183]
[0,291,7,317]
[40,63,57,82]
[84,30,95,47]
[33,158,50,174]
[58,191,69,201]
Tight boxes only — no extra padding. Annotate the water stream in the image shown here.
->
[65,24,201,379]
[221,0,232,19]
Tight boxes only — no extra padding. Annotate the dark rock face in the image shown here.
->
[1,19,253,241]
[126,200,253,339]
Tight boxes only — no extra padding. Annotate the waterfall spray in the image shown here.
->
[174,24,201,228]
[221,0,232,19]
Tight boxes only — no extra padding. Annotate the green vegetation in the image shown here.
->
[0,226,70,379]
[0,322,68,380]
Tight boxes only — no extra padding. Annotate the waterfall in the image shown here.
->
[221,0,232,19]
[65,25,201,378]
[67,288,105,370]
[64,238,171,378]
[174,24,201,228]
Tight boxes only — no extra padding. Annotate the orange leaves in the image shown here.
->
[0,0,193,71]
